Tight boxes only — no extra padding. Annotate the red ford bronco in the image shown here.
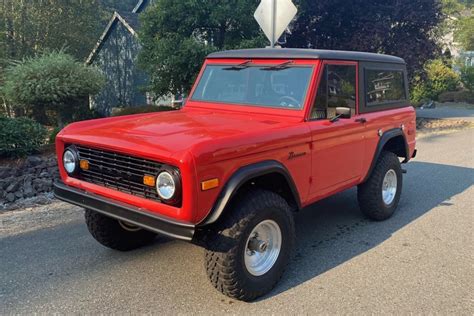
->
[54,48,416,301]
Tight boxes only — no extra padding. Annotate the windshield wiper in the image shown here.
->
[223,60,252,71]
[261,60,294,71]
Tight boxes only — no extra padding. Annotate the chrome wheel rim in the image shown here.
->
[119,220,141,232]
[382,169,397,205]
[244,219,282,276]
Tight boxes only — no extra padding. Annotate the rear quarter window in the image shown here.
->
[365,69,407,106]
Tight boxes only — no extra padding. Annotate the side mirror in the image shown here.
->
[335,107,351,119]
[172,98,186,108]
[329,107,352,123]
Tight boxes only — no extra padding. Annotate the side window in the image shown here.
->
[365,69,406,105]
[310,64,356,120]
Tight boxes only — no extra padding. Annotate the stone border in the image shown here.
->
[0,155,59,210]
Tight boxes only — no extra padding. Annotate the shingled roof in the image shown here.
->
[132,0,150,13]
[85,11,141,64]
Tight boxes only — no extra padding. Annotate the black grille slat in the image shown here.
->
[78,155,149,177]
[83,176,154,199]
[80,150,159,171]
[84,175,156,197]
[81,168,159,198]
[81,169,146,190]
[78,150,159,174]
[78,147,160,169]
[75,145,163,202]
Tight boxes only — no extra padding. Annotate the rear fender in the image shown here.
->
[363,128,409,182]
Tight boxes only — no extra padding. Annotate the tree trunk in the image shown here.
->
[1,97,12,117]
[32,104,49,125]
[56,112,64,129]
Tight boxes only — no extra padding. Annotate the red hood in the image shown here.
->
[57,107,301,163]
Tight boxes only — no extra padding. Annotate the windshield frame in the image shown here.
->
[186,59,318,116]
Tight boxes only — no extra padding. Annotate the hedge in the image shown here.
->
[0,117,47,157]
[438,90,474,104]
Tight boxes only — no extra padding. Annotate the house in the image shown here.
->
[460,51,474,67]
[86,0,161,116]
[441,12,474,68]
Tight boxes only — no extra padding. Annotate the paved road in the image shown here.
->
[417,105,474,121]
[1,130,473,314]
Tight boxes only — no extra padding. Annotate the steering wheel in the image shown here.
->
[279,96,300,108]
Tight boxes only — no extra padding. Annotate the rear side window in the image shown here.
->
[365,69,406,105]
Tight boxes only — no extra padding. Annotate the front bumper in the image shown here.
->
[54,181,195,241]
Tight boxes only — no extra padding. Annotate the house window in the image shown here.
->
[310,64,356,120]
[365,69,406,105]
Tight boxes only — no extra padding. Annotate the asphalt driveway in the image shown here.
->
[1,129,473,314]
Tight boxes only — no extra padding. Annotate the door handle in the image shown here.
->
[355,118,367,123]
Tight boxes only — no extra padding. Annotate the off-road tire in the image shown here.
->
[85,210,156,251]
[204,189,295,301]
[358,151,403,221]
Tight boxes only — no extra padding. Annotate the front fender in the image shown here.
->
[198,160,301,226]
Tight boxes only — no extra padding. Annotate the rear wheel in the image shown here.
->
[205,190,295,301]
[85,210,156,251]
[358,151,403,221]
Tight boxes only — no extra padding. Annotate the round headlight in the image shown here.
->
[63,148,78,174]
[156,171,176,200]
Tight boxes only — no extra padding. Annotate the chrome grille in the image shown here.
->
[75,145,163,201]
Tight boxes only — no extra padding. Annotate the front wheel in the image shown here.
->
[204,190,295,301]
[85,210,156,251]
[358,151,403,221]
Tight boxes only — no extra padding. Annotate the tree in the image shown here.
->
[0,0,138,64]
[0,0,135,117]
[138,0,266,98]
[460,65,474,92]
[99,0,138,13]
[2,51,105,126]
[440,0,473,52]
[441,0,467,15]
[455,15,474,51]
[0,0,106,62]
[287,0,444,79]
[411,59,460,102]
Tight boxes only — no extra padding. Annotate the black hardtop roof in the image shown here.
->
[207,48,405,64]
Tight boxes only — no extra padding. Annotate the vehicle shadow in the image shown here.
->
[2,161,472,308]
[259,161,474,301]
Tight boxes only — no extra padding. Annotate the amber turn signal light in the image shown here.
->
[143,174,156,187]
[79,159,89,170]
[201,178,219,191]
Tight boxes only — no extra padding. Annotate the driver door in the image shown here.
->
[307,61,366,200]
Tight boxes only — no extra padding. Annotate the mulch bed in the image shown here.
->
[416,118,473,135]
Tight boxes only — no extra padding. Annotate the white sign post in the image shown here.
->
[254,0,297,48]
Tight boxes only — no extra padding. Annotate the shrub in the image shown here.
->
[111,105,176,117]
[460,66,474,92]
[49,126,62,144]
[0,117,47,157]
[438,90,474,104]
[411,59,460,103]
[2,51,105,126]
[410,82,430,104]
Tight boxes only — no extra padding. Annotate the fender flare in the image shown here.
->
[362,128,409,183]
[198,160,301,226]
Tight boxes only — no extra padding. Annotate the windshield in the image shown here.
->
[191,64,313,109]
